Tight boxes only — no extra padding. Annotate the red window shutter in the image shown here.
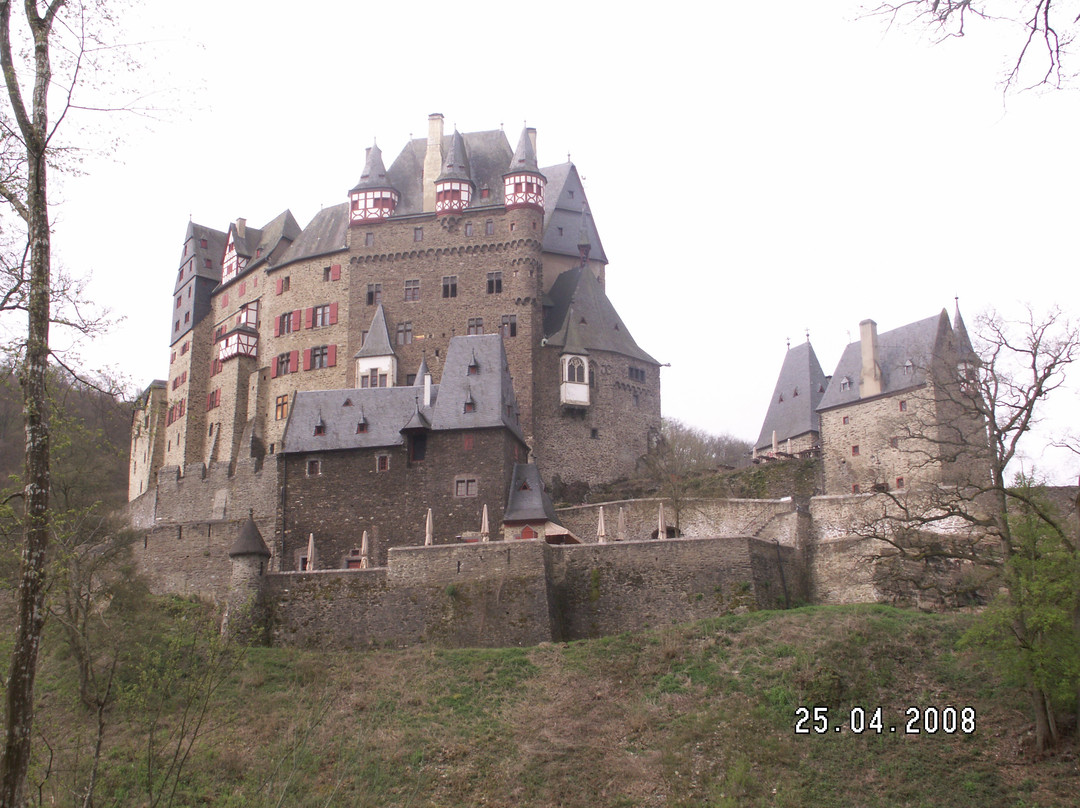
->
[275,278,283,295]
[253,276,258,287]
[303,348,313,371]
[222,293,229,308]
[239,281,246,295]
[330,264,341,281]
[327,344,337,367]
[236,314,241,326]
[291,310,301,331]
[271,362,278,379]
[274,316,281,337]
[304,307,314,329]
[290,350,299,373]
[329,302,338,325]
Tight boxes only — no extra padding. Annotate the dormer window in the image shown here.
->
[356,420,368,434]
[904,360,913,376]
[467,358,480,376]
[313,420,326,437]
[840,376,851,391]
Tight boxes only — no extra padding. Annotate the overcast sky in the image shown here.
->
[40,0,1079,482]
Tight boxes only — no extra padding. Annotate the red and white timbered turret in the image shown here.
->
[349,143,399,223]
[435,129,474,215]
[503,127,545,212]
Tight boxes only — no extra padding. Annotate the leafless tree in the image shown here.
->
[864,1,1080,91]
[0,3,133,804]
[854,307,1078,752]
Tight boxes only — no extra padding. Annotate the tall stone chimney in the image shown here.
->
[859,319,882,397]
[423,113,444,213]
[236,217,246,239]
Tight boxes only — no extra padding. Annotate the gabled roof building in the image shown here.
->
[754,339,828,458]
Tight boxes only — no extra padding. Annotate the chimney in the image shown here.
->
[423,113,444,212]
[423,372,432,408]
[236,218,246,239]
[859,319,882,397]
[527,127,537,157]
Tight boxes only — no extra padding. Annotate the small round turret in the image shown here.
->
[349,143,399,223]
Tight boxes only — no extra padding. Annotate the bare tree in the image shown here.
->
[865,1,1080,91]
[0,3,130,804]
[855,307,1079,752]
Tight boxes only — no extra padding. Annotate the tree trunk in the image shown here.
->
[1029,686,1056,754]
[0,3,56,805]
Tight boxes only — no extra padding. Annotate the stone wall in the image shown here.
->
[133,515,275,603]
[556,497,804,547]
[257,535,801,649]
[264,540,554,649]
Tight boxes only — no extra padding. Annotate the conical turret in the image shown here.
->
[349,143,400,223]
[503,126,545,211]
[435,129,474,215]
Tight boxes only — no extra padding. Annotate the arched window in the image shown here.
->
[565,357,586,384]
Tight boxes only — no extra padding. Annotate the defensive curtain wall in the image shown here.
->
[132,473,1056,647]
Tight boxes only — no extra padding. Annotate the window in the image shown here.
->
[628,367,646,383]
[462,434,474,451]
[565,357,586,383]
[840,376,851,391]
[464,400,476,413]
[487,272,502,294]
[467,358,479,375]
[313,421,325,436]
[455,477,478,497]
[851,445,860,456]
[465,222,474,236]
[356,421,368,434]
[281,276,291,293]
[467,317,483,335]
[367,283,382,305]
[896,477,905,489]
[365,232,374,247]
[899,400,908,412]
[323,266,332,281]
[200,238,207,248]
[442,275,457,298]
[404,279,420,301]
[408,433,427,462]
[500,315,517,338]
[311,345,330,369]
[842,416,850,425]
[852,484,861,494]
[275,395,289,420]
[396,322,413,345]
[276,353,293,376]
[176,296,182,309]
[306,459,321,476]
[485,220,494,236]
[204,258,211,268]
[903,360,913,376]
[279,312,294,335]
[377,454,389,472]
[413,227,423,242]
[181,341,190,356]
[313,304,330,327]
[481,188,490,200]
[633,392,640,407]
[590,428,599,439]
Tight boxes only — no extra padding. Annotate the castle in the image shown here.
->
[125,114,1013,648]
[129,114,662,565]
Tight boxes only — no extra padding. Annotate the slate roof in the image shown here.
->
[174,221,226,293]
[436,129,472,183]
[281,334,524,454]
[754,341,828,451]
[502,463,561,524]
[229,514,271,558]
[276,203,349,269]
[386,129,512,215]
[349,143,394,193]
[507,127,541,174]
[543,266,658,364]
[818,311,953,411]
[540,162,607,263]
[353,305,395,359]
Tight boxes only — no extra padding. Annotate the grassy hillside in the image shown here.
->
[20,603,1076,807]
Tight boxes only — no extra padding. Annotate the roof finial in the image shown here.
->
[805,328,810,343]
[786,336,790,350]
[248,507,254,519]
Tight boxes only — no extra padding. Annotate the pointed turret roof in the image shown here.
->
[754,340,828,452]
[543,266,658,364]
[350,143,396,193]
[503,463,561,524]
[506,127,542,175]
[414,356,430,383]
[953,300,975,360]
[400,400,431,432]
[353,304,396,359]
[436,129,472,183]
[229,512,271,558]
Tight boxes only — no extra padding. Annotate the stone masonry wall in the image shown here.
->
[556,497,803,547]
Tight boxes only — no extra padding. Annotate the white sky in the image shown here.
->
[41,0,1080,482]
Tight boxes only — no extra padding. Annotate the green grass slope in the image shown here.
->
[27,604,1078,807]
